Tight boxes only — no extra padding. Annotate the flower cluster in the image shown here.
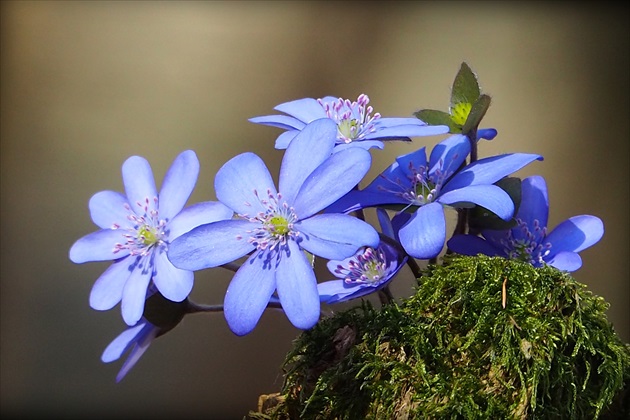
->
[69,63,604,382]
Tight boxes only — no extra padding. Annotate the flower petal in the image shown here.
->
[390,211,412,239]
[394,147,428,180]
[477,128,498,141]
[153,251,193,302]
[122,156,158,215]
[101,321,147,363]
[274,130,300,149]
[442,153,543,193]
[168,220,255,270]
[115,325,159,382]
[90,258,134,310]
[224,252,277,336]
[428,134,470,179]
[167,201,233,240]
[279,118,337,205]
[318,280,384,304]
[369,122,449,140]
[158,150,200,221]
[121,267,153,326]
[275,240,320,330]
[325,190,404,214]
[546,251,583,272]
[517,176,549,230]
[374,117,427,127]
[292,147,372,218]
[545,215,604,254]
[447,234,503,258]
[215,152,276,216]
[296,214,379,260]
[69,229,130,263]
[317,279,356,303]
[89,191,133,230]
[439,184,515,221]
[398,202,446,259]
[273,97,326,122]
[248,115,306,131]
[333,140,385,153]
[377,208,395,239]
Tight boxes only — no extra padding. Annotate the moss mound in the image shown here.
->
[251,255,629,419]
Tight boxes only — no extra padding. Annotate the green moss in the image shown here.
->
[251,255,629,419]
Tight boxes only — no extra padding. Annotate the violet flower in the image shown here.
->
[318,208,407,304]
[167,119,379,336]
[447,175,604,271]
[317,236,407,305]
[249,94,449,152]
[69,150,233,326]
[326,134,543,259]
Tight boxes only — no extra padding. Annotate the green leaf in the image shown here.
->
[468,177,522,232]
[450,62,480,109]
[414,109,461,133]
[461,94,491,134]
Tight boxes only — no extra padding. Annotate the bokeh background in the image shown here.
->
[1,1,628,418]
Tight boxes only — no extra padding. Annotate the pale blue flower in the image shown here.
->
[249,94,449,152]
[168,119,379,336]
[69,150,233,325]
[447,175,604,271]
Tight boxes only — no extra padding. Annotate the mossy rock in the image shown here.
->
[249,255,629,419]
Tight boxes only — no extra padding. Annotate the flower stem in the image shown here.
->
[378,286,395,306]
[185,299,282,314]
[406,256,423,279]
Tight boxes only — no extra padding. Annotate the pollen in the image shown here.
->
[337,246,389,286]
[138,225,159,246]
[242,189,298,252]
[318,94,381,144]
[268,215,290,236]
[112,196,166,256]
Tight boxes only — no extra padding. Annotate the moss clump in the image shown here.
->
[250,255,629,419]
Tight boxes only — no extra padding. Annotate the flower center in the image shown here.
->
[334,246,389,286]
[377,163,439,208]
[113,197,167,257]
[499,218,551,267]
[138,225,159,246]
[318,94,381,144]
[451,102,472,126]
[237,190,299,252]
[267,215,290,236]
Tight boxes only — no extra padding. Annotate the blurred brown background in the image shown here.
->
[1,1,628,418]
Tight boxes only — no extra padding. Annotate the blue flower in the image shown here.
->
[249,94,449,152]
[326,134,543,259]
[447,175,604,272]
[318,208,407,304]
[167,119,380,336]
[101,289,187,382]
[101,317,159,383]
[318,236,407,305]
[69,150,234,326]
